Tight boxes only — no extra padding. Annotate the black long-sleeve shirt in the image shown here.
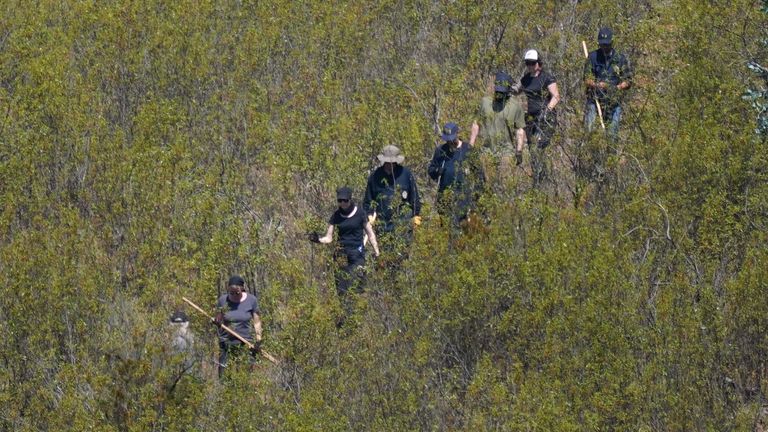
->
[428,142,484,214]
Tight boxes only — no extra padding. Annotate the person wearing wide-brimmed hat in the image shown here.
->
[363,145,421,258]
[469,71,527,188]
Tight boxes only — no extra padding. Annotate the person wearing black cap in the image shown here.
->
[428,122,485,225]
[169,310,193,352]
[469,71,526,187]
[310,187,380,297]
[213,275,262,378]
[521,49,560,188]
[584,27,632,139]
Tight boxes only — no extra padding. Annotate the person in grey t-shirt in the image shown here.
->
[214,275,263,378]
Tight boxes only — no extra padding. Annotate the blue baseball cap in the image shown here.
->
[494,72,513,93]
[440,122,459,142]
[597,27,613,45]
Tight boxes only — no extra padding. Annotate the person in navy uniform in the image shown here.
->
[428,122,485,227]
[583,27,632,139]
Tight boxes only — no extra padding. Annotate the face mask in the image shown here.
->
[339,202,355,215]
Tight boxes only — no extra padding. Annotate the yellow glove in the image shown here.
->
[413,216,422,227]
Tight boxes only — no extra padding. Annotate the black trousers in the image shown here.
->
[334,245,366,296]
[525,110,557,187]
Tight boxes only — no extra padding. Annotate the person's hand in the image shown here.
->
[597,81,608,90]
[308,232,320,243]
[250,340,262,356]
[367,213,376,224]
[412,215,422,227]
[214,312,224,327]
[515,151,523,166]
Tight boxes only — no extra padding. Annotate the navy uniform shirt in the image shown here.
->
[428,141,484,212]
[584,48,632,104]
[363,165,421,223]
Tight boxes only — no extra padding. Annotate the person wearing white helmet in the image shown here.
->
[521,49,560,188]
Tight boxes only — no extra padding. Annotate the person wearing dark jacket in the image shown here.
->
[583,27,632,139]
[363,145,421,232]
[428,122,484,225]
[363,145,421,263]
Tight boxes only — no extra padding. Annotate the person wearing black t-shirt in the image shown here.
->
[521,49,560,188]
[311,187,380,297]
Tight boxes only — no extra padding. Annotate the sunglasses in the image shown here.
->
[337,199,349,203]
[525,60,537,66]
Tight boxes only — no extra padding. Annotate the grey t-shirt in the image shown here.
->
[216,293,260,345]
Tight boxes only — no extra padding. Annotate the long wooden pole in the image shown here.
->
[182,296,278,365]
[582,40,606,130]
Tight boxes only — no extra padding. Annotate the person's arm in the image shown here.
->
[546,82,560,111]
[513,106,526,153]
[409,171,421,216]
[584,56,597,89]
[427,147,444,180]
[469,121,479,146]
[364,222,380,257]
[516,128,525,153]
[252,313,262,343]
[363,174,376,217]
[318,224,334,244]
[617,55,632,90]
[583,54,607,90]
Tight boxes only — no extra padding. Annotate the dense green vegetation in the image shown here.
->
[1,0,767,430]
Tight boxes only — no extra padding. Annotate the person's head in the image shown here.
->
[336,186,353,210]
[377,145,404,174]
[440,122,460,147]
[493,71,513,100]
[597,27,613,53]
[169,310,189,325]
[227,275,245,299]
[524,49,542,73]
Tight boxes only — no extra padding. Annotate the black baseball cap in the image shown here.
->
[336,187,353,200]
[597,27,613,45]
[170,310,188,323]
[228,275,245,287]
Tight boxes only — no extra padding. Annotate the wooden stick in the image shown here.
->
[582,40,606,130]
[182,296,279,365]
